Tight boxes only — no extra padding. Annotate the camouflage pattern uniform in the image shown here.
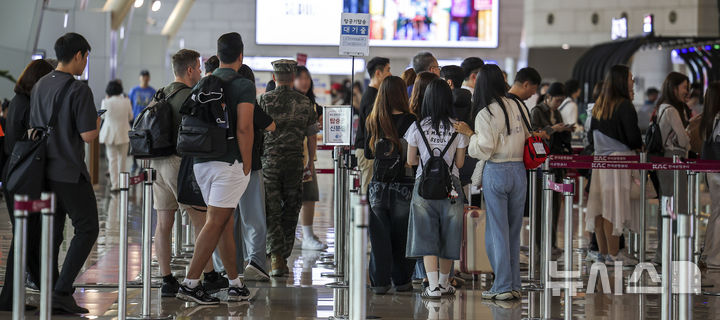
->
[260,60,318,263]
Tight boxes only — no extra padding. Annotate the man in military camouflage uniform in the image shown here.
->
[259,59,318,277]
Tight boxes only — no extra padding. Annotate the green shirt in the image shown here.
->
[194,67,256,164]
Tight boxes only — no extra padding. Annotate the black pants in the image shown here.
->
[0,190,43,309]
[367,181,415,288]
[48,178,99,295]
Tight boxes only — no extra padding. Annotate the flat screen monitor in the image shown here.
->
[256,0,499,48]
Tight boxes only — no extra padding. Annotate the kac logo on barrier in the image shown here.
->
[547,261,701,296]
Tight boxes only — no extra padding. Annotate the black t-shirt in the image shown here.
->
[252,103,273,171]
[364,113,417,159]
[29,71,97,183]
[354,86,379,148]
[5,93,30,156]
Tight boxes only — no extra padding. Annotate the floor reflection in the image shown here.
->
[0,151,719,319]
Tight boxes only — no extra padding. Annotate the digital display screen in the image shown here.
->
[256,0,499,48]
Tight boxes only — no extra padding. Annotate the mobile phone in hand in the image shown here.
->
[97,109,107,117]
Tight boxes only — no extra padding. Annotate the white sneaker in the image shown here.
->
[422,286,442,299]
[610,251,639,266]
[439,284,456,296]
[302,237,327,251]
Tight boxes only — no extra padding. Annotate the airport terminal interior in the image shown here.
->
[1,0,720,319]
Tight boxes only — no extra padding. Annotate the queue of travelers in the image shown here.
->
[0,30,719,314]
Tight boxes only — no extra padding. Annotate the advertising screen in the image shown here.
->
[256,0,499,48]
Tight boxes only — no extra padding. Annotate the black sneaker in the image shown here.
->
[227,284,251,301]
[203,272,229,294]
[177,283,220,305]
[161,277,180,297]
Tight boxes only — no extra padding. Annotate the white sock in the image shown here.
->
[427,271,439,289]
[183,278,200,288]
[302,225,314,240]
[439,272,450,288]
[229,276,244,288]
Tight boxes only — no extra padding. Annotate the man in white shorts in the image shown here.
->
[176,32,255,305]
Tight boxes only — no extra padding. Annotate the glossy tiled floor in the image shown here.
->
[1,150,720,319]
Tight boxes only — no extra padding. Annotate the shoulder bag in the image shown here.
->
[3,78,75,198]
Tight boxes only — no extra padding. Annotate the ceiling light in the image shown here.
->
[134,0,144,8]
[561,43,570,50]
[151,0,161,12]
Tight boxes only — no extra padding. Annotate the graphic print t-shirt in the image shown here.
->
[404,117,468,178]
[129,86,156,119]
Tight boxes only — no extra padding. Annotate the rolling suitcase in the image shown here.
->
[459,187,493,274]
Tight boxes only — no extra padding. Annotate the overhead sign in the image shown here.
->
[323,105,353,146]
[296,53,308,66]
[339,13,370,57]
[611,17,628,40]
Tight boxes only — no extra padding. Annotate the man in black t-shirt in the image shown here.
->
[29,32,98,315]
[355,57,391,194]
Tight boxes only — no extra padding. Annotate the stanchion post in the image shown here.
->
[693,172,701,264]
[118,173,130,320]
[182,210,192,250]
[577,175,586,249]
[350,191,368,320]
[661,155,679,320]
[39,193,55,320]
[528,169,538,282]
[541,171,555,290]
[563,177,574,275]
[12,195,29,320]
[639,153,647,263]
[173,209,182,257]
[141,161,155,317]
[678,171,695,319]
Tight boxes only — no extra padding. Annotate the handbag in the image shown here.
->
[3,78,74,198]
[510,97,549,169]
[176,156,206,208]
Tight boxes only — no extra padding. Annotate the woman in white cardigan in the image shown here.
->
[99,80,134,191]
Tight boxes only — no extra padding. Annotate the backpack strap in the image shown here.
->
[439,132,458,158]
[416,120,434,157]
[558,99,571,112]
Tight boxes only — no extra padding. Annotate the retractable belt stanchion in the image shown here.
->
[182,210,193,252]
[563,178,574,278]
[528,169,538,283]
[119,173,130,320]
[577,175,586,250]
[661,156,679,320]
[129,161,171,320]
[678,170,696,319]
[639,152,648,263]
[541,171,555,319]
[693,173,701,264]
[173,209,182,257]
[325,146,348,286]
[12,195,29,320]
[12,193,55,320]
[349,191,368,320]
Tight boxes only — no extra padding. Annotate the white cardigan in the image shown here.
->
[99,95,134,145]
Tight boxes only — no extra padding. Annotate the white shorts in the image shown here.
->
[193,161,250,208]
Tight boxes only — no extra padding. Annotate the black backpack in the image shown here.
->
[372,136,406,182]
[645,107,669,157]
[176,74,239,158]
[128,87,184,158]
[416,121,458,200]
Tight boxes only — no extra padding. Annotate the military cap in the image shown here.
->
[271,59,297,74]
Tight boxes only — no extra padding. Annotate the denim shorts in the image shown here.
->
[406,176,465,260]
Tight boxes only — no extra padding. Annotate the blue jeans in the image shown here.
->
[212,170,268,273]
[368,181,415,287]
[483,161,526,293]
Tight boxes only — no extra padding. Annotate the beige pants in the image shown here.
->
[105,143,128,189]
[355,149,373,195]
